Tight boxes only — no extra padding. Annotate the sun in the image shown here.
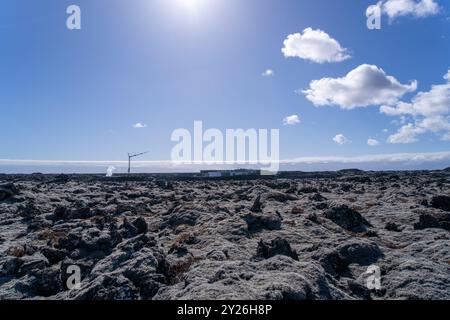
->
[175,0,213,13]
[177,0,205,10]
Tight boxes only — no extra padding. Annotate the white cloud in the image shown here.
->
[133,122,147,128]
[387,123,425,143]
[368,138,380,146]
[262,69,274,77]
[303,64,417,109]
[444,69,450,81]
[283,114,300,125]
[282,28,351,64]
[381,69,450,143]
[333,134,350,145]
[382,0,440,21]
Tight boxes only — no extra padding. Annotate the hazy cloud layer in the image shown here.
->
[2,151,450,172]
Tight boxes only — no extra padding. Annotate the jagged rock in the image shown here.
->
[17,202,41,220]
[243,212,282,232]
[320,239,382,276]
[0,257,22,277]
[71,274,140,300]
[291,206,304,214]
[40,247,67,265]
[53,203,92,220]
[263,191,298,202]
[385,222,402,232]
[132,217,148,234]
[336,239,382,265]
[33,267,63,297]
[298,187,318,194]
[309,193,326,202]
[50,174,70,184]
[347,280,371,300]
[430,195,450,212]
[16,253,49,277]
[161,210,199,229]
[324,205,371,232]
[250,195,263,212]
[414,212,450,231]
[155,180,174,190]
[0,183,18,201]
[256,237,299,261]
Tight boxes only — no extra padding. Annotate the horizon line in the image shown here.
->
[1,151,450,167]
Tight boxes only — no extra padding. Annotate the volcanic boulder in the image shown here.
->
[256,237,299,261]
[414,212,450,231]
[243,212,282,233]
[430,195,450,212]
[324,205,371,232]
[0,183,18,201]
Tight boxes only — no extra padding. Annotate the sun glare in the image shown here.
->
[177,0,206,10]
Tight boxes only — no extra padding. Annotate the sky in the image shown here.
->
[1,0,450,173]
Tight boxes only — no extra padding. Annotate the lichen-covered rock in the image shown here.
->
[0,172,449,300]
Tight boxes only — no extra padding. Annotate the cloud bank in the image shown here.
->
[1,151,450,173]
[381,69,450,143]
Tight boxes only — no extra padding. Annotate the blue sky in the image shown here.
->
[1,0,449,172]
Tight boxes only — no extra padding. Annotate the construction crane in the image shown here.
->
[127,151,149,174]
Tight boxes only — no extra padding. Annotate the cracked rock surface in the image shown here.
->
[0,171,449,300]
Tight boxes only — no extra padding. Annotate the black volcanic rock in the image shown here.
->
[132,217,148,234]
[263,191,298,202]
[161,210,199,229]
[385,222,402,232]
[0,183,18,201]
[320,239,382,276]
[430,195,450,212]
[324,205,371,232]
[309,193,326,202]
[250,195,263,213]
[298,186,318,194]
[414,212,450,231]
[243,212,282,232]
[256,237,299,261]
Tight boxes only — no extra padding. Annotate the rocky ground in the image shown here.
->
[0,171,449,300]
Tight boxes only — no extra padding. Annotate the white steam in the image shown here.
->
[106,166,116,177]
